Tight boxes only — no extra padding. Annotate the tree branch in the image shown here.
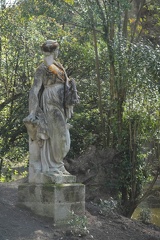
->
[0,93,23,112]
[137,169,159,205]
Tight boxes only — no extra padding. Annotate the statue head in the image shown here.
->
[41,40,59,58]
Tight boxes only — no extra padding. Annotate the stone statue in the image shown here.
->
[23,40,79,181]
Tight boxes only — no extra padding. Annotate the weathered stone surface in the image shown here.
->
[18,183,85,224]
[23,40,79,177]
[19,41,85,224]
[29,172,76,184]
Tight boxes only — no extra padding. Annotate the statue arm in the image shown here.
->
[28,67,43,120]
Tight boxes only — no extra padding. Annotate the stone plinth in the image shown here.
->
[18,183,85,224]
[29,172,76,184]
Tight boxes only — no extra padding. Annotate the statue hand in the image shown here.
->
[23,113,37,124]
[29,113,37,122]
[72,91,80,104]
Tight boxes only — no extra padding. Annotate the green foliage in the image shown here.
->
[63,0,74,5]
[0,0,160,221]
[138,208,151,224]
[0,3,68,173]
[0,155,28,182]
[99,198,117,214]
[67,211,89,237]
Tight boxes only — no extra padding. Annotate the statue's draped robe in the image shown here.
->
[28,62,72,173]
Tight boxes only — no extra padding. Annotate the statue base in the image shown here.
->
[29,172,76,184]
[18,182,85,225]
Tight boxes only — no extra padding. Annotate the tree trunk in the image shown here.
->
[87,0,106,146]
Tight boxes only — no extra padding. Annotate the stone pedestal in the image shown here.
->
[29,172,77,184]
[18,182,85,225]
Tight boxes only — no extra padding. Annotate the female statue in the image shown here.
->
[24,40,79,177]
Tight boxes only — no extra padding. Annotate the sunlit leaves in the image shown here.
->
[63,0,74,5]
[0,0,160,201]
[0,2,68,169]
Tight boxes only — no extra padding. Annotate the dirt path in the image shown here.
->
[0,180,160,240]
